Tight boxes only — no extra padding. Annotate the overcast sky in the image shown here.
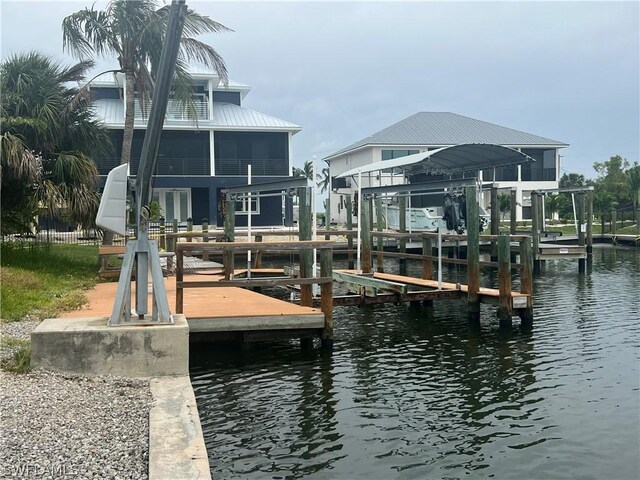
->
[2,0,638,178]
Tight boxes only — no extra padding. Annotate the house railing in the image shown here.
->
[134,96,209,121]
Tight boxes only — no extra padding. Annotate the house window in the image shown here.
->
[212,91,241,106]
[214,131,289,176]
[235,195,260,215]
[521,149,557,181]
[382,150,419,161]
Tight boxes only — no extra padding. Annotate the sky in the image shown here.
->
[1,0,639,179]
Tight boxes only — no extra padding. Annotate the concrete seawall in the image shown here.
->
[149,376,211,480]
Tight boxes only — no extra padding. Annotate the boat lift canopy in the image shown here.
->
[336,143,534,178]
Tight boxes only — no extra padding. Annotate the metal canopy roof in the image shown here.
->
[336,143,534,178]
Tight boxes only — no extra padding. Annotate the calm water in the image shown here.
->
[191,246,640,480]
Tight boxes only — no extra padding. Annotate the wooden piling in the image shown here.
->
[519,236,534,325]
[577,192,586,273]
[465,186,480,321]
[346,194,354,270]
[361,196,372,273]
[320,248,333,350]
[510,188,517,235]
[531,192,541,274]
[490,185,499,261]
[159,217,166,251]
[186,217,193,242]
[254,234,263,269]
[376,196,384,272]
[422,236,433,280]
[497,234,512,328]
[175,249,184,314]
[223,198,235,280]
[586,190,593,257]
[170,219,178,252]
[399,194,407,275]
[298,186,313,307]
[202,218,209,261]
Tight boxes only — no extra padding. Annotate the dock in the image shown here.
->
[62,272,326,341]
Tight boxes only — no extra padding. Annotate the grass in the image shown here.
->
[0,337,32,373]
[0,243,100,321]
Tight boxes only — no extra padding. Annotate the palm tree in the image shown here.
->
[293,160,314,181]
[1,52,110,235]
[62,0,231,167]
[316,160,330,193]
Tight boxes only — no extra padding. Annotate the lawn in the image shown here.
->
[0,243,100,321]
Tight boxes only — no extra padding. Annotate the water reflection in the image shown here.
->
[191,247,640,480]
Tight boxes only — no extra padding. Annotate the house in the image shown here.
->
[90,67,301,227]
[323,112,568,223]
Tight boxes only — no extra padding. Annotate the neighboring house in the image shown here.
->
[323,112,568,223]
[90,67,301,227]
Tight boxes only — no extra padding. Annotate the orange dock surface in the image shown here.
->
[62,274,325,333]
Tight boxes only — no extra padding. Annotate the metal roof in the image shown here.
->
[326,112,568,160]
[336,144,534,178]
[93,99,300,131]
[211,102,300,130]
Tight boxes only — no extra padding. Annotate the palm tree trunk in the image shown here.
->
[121,69,136,166]
[103,69,136,247]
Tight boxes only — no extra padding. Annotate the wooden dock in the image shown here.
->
[62,273,325,341]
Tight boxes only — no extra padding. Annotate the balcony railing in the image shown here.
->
[134,96,209,121]
[215,158,289,176]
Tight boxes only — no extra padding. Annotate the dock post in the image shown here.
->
[175,249,183,314]
[422,235,433,280]
[346,194,354,270]
[611,208,617,234]
[577,192,586,273]
[299,186,313,307]
[361,196,372,273]
[202,218,209,261]
[497,234,513,328]
[223,197,235,280]
[375,196,384,272]
[320,248,334,350]
[186,217,193,242]
[510,187,517,235]
[325,196,331,239]
[586,189,594,258]
[399,194,407,275]
[518,236,534,326]
[466,186,480,322]
[159,217,166,251]
[531,191,541,274]
[510,188,518,263]
[490,185,499,262]
[254,234,263,269]
[170,219,178,252]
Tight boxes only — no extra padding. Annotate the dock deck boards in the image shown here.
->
[61,275,324,333]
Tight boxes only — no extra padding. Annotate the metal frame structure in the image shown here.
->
[109,0,187,325]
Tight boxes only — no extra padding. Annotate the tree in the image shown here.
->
[62,0,231,168]
[544,194,562,221]
[293,160,314,181]
[626,162,640,224]
[1,52,110,235]
[497,193,511,221]
[316,160,330,193]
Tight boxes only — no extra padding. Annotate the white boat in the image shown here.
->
[384,193,489,234]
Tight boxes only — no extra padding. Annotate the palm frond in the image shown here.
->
[179,37,229,86]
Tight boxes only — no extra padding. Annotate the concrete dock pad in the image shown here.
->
[31,314,189,377]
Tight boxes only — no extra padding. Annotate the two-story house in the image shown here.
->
[90,66,301,227]
[324,112,568,223]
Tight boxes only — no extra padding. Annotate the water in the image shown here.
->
[191,246,640,479]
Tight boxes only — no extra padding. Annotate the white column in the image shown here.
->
[288,132,293,176]
[209,130,215,176]
[247,164,252,278]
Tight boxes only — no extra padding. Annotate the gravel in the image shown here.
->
[0,370,151,480]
